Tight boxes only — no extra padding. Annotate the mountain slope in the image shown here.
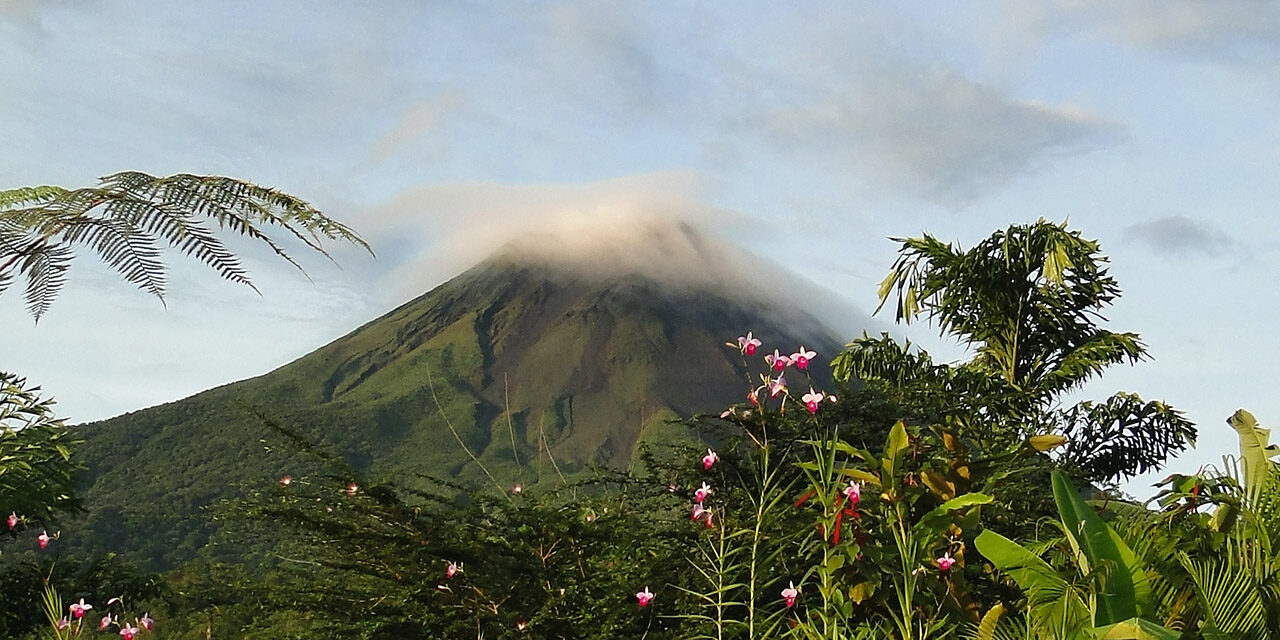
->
[70,243,847,568]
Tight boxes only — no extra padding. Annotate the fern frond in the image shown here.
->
[57,215,167,300]
[0,172,371,320]
[20,240,72,320]
[0,185,66,210]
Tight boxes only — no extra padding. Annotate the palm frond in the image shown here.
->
[1181,548,1270,640]
[1057,392,1196,482]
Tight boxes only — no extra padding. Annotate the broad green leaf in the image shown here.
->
[921,469,955,500]
[974,529,1092,631]
[1226,409,1280,503]
[1042,237,1072,286]
[836,467,881,485]
[1027,434,1069,452]
[876,268,898,304]
[1209,502,1239,533]
[849,581,876,604]
[1095,617,1182,640]
[912,493,992,539]
[884,420,909,478]
[974,603,1005,640]
[1052,470,1155,625]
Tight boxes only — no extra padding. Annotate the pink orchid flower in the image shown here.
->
[100,614,115,630]
[737,332,762,356]
[139,613,154,631]
[279,474,292,486]
[702,449,718,470]
[769,375,787,398]
[765,349,790,371]
[119,623,139,640]
[56,618,69,631]
[69,598,93,618]
[790,347,816,370]
[781,581,800,608]
[843,481,861,506]
[802,388,825,414]
[691,503,705,521]
[38,530,51,549]
[636,586,655,607]
[937,552,956,572]
[7,512,16,530]
[446,561,460,578]
[694,482,712,503]
[704,509,714,528]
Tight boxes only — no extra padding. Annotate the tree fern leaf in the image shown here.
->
[1,172,368,317]
[20,241,71,322]
[0,185,67,210]
[57,216,166,300]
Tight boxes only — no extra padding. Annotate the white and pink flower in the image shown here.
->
[7,512,16,530]
[768,375,787,398]
[38,530,51,550]
[702,449,718,470]
[790,347,816,370]
[119,623,139,640]
[802,388,825,414]
[737,332,762,356]
[843,481,861,506]
[781,581,800,608]
[696,483,716,504]
[636,586,655,607]
[765,349,790,371]
[937,552,956,572]
[139,613,154,631]
[446,561,460,579]
[69,598,93,619]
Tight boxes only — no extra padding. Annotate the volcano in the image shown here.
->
[70,222,855,567]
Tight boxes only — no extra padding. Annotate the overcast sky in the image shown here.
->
[3,1,1278,496]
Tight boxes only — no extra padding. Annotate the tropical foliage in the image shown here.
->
[835,220,1195,486]
[0,173,369,638]
[5,214,1273,640]
[0,373,79,526]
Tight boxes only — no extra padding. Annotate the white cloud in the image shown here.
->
[1008,0,1280,68]
[754,65,1119,205]
[368,93,465,163]
[358,172,873,337]
[1124,216,1235,257]
[687,5,1122,206]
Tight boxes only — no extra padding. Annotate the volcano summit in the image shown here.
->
[72,221,856,567]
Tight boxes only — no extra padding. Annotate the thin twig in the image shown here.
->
[424,364,509,501]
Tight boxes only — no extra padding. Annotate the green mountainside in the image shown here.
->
[68,251,842,568]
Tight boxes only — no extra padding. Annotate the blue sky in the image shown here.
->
[3,1,1278,496]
